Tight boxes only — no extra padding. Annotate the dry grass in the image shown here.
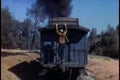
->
[1,49,119,80]
[87,55,119,80]
[1,49,40,80]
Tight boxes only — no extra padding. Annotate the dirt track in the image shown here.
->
[1,49,119,80]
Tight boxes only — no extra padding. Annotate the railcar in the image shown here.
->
[38,17,89,80]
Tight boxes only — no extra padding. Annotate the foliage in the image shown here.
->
[1,7,34,49]
[88,24,119,59]
[88,28,97,44]
[116,24,119,34]
[1,7,18,48]
[1,5,43,49]
[21,18,33,49]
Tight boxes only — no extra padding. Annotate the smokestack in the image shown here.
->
[36,0,72,18]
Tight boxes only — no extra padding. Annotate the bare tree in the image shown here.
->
[26,3,46,49]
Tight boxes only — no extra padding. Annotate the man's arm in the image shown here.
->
[66,36,69,42]
[64,24,67,34]
[65,24,67,32]
[56,24,60,34]
[64,24,69,42]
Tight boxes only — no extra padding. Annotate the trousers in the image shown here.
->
[58,44,65,60]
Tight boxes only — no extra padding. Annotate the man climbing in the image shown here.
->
[55,23,69,62]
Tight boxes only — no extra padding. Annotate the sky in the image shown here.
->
[1,0,119,34]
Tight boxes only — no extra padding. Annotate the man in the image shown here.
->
[55,23,69,62]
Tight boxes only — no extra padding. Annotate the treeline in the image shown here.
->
[1,0,46,49]
[88,24,119,59]
[1,7,41,49]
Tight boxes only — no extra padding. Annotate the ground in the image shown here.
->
[1,49,119,80]
[87,55,119,80]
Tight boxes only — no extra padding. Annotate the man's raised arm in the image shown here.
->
[55,23,59,34]
[64,24,68,34]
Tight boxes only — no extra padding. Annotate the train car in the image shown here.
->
[38,17,89,80]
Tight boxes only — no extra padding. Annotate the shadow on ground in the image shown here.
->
[8,60,42,80]
[8,60,79,80]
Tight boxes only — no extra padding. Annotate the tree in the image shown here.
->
[1,7,25,49]
[26,2,46,49]
[1,7,15,48]
[100,24,119,58]
[88,24,119,58]
[21,18,33,49]
[88,28,97,44]
[12,20,23,48]
[116,24,119,34]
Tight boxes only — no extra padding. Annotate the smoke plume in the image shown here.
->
[36,0,72,18]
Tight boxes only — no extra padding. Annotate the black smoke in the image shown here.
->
[36,0,72,18]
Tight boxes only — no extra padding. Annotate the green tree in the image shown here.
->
[12,20,23,48]
[1,7,15,48]
[88,28,97,44]
[101,24,119,58]
[88,24,119,58]
[116,24,119,34]
[1,7,24,49]
[21,18,33,49]
[88,28,97,53]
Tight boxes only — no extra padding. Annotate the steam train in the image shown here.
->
[38,17,89,80]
